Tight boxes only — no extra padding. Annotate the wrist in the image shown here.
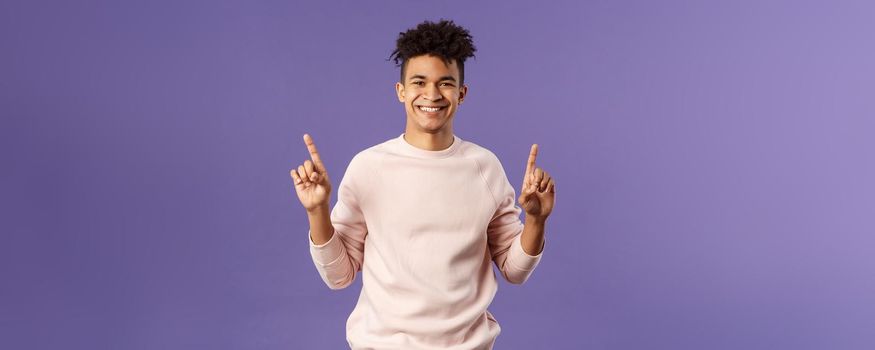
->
[525,213,548,225]
[306,202,330,215]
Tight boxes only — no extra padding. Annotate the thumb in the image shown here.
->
[518,182,535,204]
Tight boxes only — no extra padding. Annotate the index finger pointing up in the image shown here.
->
[303,134,326,172]
[526,144,538,176]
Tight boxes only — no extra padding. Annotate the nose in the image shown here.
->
[423,83,442,101]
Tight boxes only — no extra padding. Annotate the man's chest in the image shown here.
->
[364,160,497,235]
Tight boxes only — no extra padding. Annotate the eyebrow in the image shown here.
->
[409,75,456,82]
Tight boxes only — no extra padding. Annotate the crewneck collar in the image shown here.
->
[395,133,462,159]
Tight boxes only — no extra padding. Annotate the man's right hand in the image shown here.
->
[290,133,332,212]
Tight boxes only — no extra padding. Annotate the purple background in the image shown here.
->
[3,0,874,349]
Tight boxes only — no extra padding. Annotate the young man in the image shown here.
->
[290,19,555,349]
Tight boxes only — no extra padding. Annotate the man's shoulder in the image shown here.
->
[350,136,396,162]
[458,138,503,167]
[342,136,400,175]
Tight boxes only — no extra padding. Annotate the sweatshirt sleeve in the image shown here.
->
[309,154,369,290]
[481,153,544,285]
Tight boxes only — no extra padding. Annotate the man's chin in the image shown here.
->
[421,119,452,131]
[406,114,452,134]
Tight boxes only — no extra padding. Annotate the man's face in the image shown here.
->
[395,55,467,135]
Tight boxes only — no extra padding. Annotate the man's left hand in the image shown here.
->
[518,144,555,220]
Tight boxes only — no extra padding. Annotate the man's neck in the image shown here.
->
[402,128,454,151]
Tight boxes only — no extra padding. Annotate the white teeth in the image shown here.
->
[418,106,441,112]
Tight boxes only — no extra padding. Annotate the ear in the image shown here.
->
[395,82,405,103]
[459,84,468,103]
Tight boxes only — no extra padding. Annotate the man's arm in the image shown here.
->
[484,144,554,285]
[518,144,555,256]
[521,214,547,256]
[291,134,366,290]
[307,203,333,245]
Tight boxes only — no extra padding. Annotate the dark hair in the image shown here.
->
[389,19,477,85]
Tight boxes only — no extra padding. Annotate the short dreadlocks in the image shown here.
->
[389,19,477,85]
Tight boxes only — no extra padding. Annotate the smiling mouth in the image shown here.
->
[417,106,446,113]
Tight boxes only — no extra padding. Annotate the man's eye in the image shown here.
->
[440,83,453,87]
[412,81,424,86]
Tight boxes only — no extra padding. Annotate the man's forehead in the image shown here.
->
[405,56,459,80]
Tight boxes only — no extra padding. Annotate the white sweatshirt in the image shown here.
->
[309,133,544,349]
